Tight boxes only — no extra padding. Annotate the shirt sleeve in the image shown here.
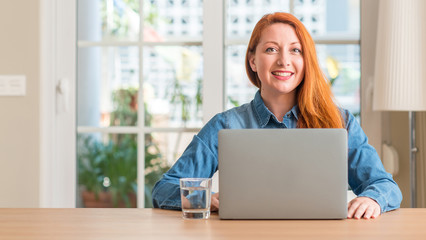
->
[345,110,403,212]
[151,114,226,210]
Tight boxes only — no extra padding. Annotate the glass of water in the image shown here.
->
[179,178,212,219]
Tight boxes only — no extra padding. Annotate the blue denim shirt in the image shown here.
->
[152,91,402,212]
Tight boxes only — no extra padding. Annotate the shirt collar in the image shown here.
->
[253,90,299,127]
[290,105,299,120]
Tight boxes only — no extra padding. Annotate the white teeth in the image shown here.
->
[273,72,292,77]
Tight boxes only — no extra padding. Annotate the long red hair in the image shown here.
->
[245,12,344,128]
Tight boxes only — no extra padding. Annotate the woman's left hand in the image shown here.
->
[211,192,219,212]
[347,197,381,219]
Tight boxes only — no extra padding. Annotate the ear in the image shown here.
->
[249,54,257,72]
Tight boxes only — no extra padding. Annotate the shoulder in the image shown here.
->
[338,107,358,130]
[223,102,253,118]
[207,102,254,125]
[198,102,256,139]
[223,102,259,128]
[338,108,369,146]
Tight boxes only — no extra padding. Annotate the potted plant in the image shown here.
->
[78,134,138,208]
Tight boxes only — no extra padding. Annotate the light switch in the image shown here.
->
[0,75,26,96]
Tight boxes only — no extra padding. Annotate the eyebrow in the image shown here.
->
[262,41,301,45]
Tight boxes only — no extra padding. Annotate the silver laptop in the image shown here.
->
[218,129,348,219]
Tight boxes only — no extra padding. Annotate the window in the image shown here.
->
[75,0,360,208]
[77,0,204,208]
[225,0,360,117]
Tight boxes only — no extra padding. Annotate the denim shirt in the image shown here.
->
[152,91,402,212]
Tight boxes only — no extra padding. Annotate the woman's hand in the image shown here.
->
[211,192,219,212]
[347,197,381,219]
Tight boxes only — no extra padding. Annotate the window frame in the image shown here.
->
[40,0,77,207]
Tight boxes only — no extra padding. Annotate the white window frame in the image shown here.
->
[40,0,77,207]
[40,0,376,208]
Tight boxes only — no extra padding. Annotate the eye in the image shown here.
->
[292,48,302,54]
[265,47,278,53]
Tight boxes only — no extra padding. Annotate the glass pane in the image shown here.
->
[77,0,140,41]
[226,0,290,40]
[143,0,203,42]
[143,46,203,128]
[294,0,360,37]
[316,44,360,117]
[77,133,137,208]
[144,132,196,208]
[225,45,257,109]
[77,46,139,127]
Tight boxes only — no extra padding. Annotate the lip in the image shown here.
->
[271,70,294,81]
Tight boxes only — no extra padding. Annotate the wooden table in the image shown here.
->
[0,208,425,239]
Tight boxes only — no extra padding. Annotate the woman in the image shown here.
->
[152,12,402,219]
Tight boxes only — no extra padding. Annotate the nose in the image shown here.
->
[277,52,290,67]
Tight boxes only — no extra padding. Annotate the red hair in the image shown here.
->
[245,12,344,129]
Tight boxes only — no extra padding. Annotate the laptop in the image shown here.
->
[218,129,348,219]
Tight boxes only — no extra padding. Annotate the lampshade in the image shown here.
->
[373,0,426,111]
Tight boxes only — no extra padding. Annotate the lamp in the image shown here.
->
[373,0,426,208]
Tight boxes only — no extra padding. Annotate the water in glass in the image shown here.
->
[180,186,211,219]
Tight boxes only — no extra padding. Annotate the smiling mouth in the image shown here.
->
[272,72,293,77]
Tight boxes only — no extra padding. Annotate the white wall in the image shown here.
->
[0,0,40,207]
[360,0,382,154]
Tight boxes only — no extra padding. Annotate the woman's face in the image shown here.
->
[249,23,305,98]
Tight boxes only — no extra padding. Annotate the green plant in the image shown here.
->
[169,78,203,125]
[78,136,106,197]
[228,96,240,108]
[144,134,168,207]
[78,88,169,208]
[78,134,137,207]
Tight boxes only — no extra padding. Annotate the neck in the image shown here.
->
[260,90,296,121]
